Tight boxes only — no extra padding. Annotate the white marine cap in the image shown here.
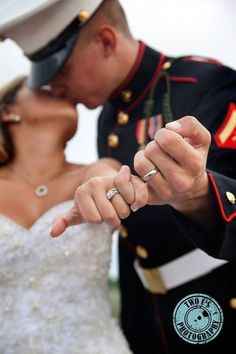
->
[0,0,103,89]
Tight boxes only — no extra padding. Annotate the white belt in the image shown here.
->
[134,249,228,294]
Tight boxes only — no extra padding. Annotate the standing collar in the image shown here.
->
[109,42,165,113]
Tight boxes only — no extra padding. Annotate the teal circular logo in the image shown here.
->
[173,293,223,344]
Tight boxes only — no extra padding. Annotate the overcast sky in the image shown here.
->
[0,0,235,278]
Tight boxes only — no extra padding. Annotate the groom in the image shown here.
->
[1,1,236,353]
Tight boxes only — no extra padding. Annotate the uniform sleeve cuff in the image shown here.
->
[208,170,236,222]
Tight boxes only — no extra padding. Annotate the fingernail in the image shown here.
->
[50,220,57,237]
[50,229,56,237]
[119,166,126,174]
[166,121,181,131]
[119,165,130,175]
[131,207,139,212]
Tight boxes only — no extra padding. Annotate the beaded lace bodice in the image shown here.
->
[0,200,132,354]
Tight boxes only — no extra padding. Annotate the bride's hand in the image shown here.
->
[50,165,148,237]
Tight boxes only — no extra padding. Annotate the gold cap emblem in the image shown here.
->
[107,134,119,148]
[136,245,148,259]
[117,111,129,125]
[226,191,235,204]
[121,89,132,103]
[78,9,89,23]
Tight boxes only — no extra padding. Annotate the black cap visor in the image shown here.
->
[28,31,78,90]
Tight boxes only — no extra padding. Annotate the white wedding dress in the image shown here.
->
[0,200,132,354]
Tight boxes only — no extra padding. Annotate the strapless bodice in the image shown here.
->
[0,201,132,354]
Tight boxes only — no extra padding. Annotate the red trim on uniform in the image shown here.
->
[109,42,146,100]
[135,119,142,142]
[208,173,236,222]
[125,53,165,113]
[214,102,236,149]
[183,57,222,66]
[170,76,197,83]
[152,296,170,354]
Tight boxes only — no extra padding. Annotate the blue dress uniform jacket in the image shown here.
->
[97,42,236,354]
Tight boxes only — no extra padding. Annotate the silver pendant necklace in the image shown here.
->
[35,185,48,197]
[8,167,52,198]
[8,166,83,198]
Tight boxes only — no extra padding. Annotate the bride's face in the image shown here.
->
[14,84,78,135]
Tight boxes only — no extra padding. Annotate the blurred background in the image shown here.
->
[0,0,235,288]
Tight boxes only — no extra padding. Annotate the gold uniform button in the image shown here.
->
[78,9,89,23]
[162,61,171,70]
[226,191,235,204]
[107,134,119,148]
[136,245,148,259]
[229,298,236,309]
[119,224,128,238]
[117,111,129,125]
[121,89,133,103]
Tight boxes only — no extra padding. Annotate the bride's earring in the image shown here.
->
[1,111,21,123]
[7,114,21,123]
[12,115,21,122]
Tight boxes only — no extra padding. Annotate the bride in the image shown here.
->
[0,76,146,353]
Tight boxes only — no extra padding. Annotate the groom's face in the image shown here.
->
[49,38,114,109]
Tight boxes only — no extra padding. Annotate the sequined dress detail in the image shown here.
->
[0,201,132,354]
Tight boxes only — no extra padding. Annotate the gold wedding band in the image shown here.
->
[142,168,159,182]
[106,187,119,200]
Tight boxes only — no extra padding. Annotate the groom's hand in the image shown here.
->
[134,116,212,216]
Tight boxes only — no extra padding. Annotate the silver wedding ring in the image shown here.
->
[142,168,159,182]
[106,187,119,201]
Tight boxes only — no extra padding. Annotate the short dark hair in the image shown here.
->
[78,0,132,46]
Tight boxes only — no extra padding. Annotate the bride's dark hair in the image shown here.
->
[0,76,27,165]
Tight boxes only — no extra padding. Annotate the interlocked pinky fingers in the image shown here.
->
[130,175,149,212]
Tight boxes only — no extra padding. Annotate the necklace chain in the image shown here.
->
[8,166,82,198]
